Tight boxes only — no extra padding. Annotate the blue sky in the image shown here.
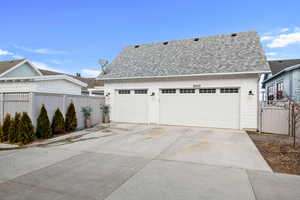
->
[0,0,300,77]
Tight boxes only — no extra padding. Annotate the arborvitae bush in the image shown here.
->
[1,114,11,142]
[17,112,35,145]
[36,105,51,139]
[51,108,65,135]
[8,113,21,143]
[65,102,77,132]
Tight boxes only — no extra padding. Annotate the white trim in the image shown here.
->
[0,75,88,87]
[97,70,271,81]
[0,59,43,77]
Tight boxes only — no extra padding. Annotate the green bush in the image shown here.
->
[51,108,65,135]
[18,112,35,145]
[36,105,51,139]
[8,113,21,143]
[1,114,11,142]
[65,102,77,132]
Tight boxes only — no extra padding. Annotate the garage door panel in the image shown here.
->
[159,89,240,129]
[114,90,148,123]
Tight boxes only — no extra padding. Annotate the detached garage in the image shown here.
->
[98,31,270,130]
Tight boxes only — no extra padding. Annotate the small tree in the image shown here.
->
[8,113,21,143]
[18,112,35,145]
[1,114,11,142]
[65,102,77,132]
[36,105,51,139]
[51,108,65,135]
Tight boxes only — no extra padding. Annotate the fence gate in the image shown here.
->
[260,102,289,135]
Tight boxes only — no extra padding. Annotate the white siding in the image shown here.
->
[105,74,259,129]
[0,79,82,95]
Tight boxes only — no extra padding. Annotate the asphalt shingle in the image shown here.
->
[98,31,270,80]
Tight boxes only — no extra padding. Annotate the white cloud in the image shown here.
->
[280,28,289,33]
[14,45,67,55]
[0,49,13,56]
[48,59,72,65]
[266,52,277,56]
[264,28,300,48]
[32,61,64,73]
[12,55,24,59]
[261,36,274,41]
[80,69,100,77]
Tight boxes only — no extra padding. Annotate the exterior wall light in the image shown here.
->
[248,90,254,96]
[151,92,155,96]
[106,92,110,97]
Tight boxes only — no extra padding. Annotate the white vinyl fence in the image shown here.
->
[260,101,300,138]
[260,105,289,135]
[0,92,105,129]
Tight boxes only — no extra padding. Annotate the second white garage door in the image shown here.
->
[159,88,240,129]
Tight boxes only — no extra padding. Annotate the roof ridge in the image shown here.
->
[0,58,26,63]
[126,30,257,48]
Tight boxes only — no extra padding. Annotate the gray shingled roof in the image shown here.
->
[0,59,26,75]
[268,59,300,74]
[97,31,270,80]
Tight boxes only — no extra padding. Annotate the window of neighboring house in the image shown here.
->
[276,82,284,100]
[267,85,275,101]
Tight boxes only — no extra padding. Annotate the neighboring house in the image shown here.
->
[39,68,104,96]
[97,31,270,130]
[0,59,87,95]
[0,59,104,96]
[263,59,300,102]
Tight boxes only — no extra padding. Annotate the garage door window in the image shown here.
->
[118,90,131,94]
[199,88,216,93]
[161,89,176,94]
[134,89,148,94]
[180,89,195,93]
[220,88,239,93]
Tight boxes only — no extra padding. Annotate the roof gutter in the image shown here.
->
[97,70,271,81]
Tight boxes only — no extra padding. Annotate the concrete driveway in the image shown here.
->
[0,123,299,200]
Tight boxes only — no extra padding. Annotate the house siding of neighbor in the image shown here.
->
[98,31,270,130]
[0,59,88,95]
[264,64,300,102]
[1,62,41,77]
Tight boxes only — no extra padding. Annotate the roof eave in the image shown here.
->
[0,75,88,87]
[97,70,271,81]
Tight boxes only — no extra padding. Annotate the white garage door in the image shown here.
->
[159,88,240,129]
[114,89,148,123]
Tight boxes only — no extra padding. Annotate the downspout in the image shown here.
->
[257,74,261,132]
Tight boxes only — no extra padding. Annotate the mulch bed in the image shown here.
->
[247,130,300,175]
